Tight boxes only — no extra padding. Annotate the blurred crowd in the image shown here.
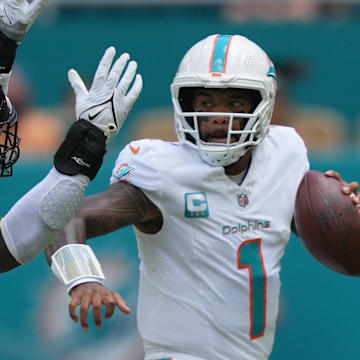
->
[14,0,360,157]
[12,58,354,157]
[222,1,359,22]
[8,67,66,156]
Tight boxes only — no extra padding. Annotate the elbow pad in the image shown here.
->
[1,168,89,264]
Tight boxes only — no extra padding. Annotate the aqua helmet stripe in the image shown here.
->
[209,34,233,74]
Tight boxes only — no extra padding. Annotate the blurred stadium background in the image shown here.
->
[2,1,360,359]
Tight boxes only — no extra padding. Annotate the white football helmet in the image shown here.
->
[171,34,277,166]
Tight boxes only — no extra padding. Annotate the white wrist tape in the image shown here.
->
[51,244,105,293]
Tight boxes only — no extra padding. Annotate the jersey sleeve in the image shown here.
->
[291,127,310,175]
[271,125,310,175]
[110,139,161,201]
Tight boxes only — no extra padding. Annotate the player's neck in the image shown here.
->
[224,151,252,176]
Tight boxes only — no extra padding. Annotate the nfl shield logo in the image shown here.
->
[238,193,249,208]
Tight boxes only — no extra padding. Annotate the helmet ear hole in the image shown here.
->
[178,87,197,144]
[248,90,262,113]
[179,87,197,112]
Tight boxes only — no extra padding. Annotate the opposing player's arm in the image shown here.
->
[0,0,51,95]
[45,181,162,262]
[0,224,18,271]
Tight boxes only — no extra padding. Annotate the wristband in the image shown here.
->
[66,277,104,294]
[51,244,105,293]
[54,119,107,180]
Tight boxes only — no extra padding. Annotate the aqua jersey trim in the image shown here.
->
[210,34,232,73]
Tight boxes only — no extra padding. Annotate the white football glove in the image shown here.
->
[0,0,50,43]
[68,46,143,145]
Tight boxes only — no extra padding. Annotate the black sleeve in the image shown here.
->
[291,216,298,237]
[0,32,18,74]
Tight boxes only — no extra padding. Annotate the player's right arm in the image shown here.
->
[44,181,162,331]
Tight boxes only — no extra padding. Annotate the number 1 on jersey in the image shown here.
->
[237,238,267,340]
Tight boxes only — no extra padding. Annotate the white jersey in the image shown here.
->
[110,126,309,360]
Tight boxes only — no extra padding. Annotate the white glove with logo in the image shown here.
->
[0,0,50,43]
[68,46,143,144]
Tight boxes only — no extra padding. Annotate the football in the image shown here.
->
[294,170,360,276]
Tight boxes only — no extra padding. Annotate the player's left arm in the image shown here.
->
[291,170,360,235]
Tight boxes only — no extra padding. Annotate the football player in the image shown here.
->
[0,0,142,273]
[45,35,359,359]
